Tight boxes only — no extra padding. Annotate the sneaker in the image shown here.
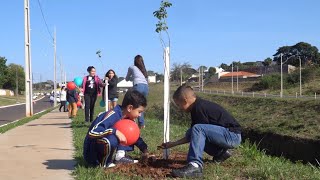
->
[105,163,116,168]
[172,163,203,178]
[213,150,232,163]
[114,156,139,164]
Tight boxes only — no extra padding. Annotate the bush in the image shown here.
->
[286,67,315,85]
[250,74,282,91]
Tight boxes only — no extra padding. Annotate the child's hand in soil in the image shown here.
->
[158,142,176,149]
[140,152,156,165]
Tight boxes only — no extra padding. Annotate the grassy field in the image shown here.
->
[204,77,320,97]
[0,95,25,106]
[198,93,320,140]
[72,84,320,179]
[145,83,320,140]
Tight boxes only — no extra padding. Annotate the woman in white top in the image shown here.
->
[59,86,67,112]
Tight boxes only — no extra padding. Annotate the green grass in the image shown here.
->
[146,84,320,140]
[72,85,320,179]
[0,96,25,106]
[198,93,320,140]
[0,108,54,133]
[72,112,320,179]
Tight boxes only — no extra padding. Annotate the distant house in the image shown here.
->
[219,71,261,82]
[189,67,225,82]
[148,75,156,83]
[206,71,261,83]
[117,79,133,89]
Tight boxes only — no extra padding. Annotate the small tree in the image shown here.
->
[263,57,273,66]
[219,63,229,70]
[208,67,216,77]
[153,0,172,48]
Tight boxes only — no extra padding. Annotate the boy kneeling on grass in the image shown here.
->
[160,85,242,178]
[83,90,149,168]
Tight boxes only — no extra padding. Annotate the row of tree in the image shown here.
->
[219,42,320,70]
[0,56,25,93]
[170,63,216,82]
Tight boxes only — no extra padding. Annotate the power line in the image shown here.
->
[37,0,54,41]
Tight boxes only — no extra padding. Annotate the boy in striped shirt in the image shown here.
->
[83,90,149,168]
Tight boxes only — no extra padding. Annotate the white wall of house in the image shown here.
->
[148,75,156,83]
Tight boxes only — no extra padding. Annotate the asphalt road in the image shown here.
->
[0,96,53,126]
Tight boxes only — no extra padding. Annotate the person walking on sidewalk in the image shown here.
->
[125,55,148,129]
[82,66,104,122]
[59,86,67,112]
[67,88,78,118]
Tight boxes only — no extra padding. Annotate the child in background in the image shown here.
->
[49,94,54,106]
[83,90,150,168]
[159,85,242,178]
[66,87,78,118]
[59,86,67,112]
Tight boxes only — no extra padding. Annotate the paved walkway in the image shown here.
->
[0,110,75,180]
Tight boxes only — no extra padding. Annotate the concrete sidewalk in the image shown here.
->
[0,109,75,180]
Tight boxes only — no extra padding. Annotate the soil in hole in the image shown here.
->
[106,152,188,179]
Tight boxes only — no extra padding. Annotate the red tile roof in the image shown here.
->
[220,71,259,77]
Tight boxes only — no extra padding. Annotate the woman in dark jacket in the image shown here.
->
[103,69,118,110]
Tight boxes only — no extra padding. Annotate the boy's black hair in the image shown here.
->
[87,66,95,73]
[173,85,195,101]
[122,90,147,109]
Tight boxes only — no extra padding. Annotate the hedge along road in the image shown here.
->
[0,96,53,126]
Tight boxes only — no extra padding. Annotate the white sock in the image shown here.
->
[189,162,199,168]
[115,150,125,161]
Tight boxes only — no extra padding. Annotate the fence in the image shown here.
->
[195,88,319,100]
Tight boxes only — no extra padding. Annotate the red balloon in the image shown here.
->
[67,82,76,90]
[77,101,82,107]
[114,119,140,146]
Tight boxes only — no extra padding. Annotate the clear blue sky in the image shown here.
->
[1,0,319,82]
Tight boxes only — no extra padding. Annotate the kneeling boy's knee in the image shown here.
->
[191,124,203,132]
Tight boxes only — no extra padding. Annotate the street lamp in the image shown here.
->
[237,66,239,92]
[298,56,302,97]
[231,63,234,94]
[280,53,296,98]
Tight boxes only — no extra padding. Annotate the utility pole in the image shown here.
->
[60,57,63,86]
[64,72,67,84]
[280,53,283,98]
[299,56,302,96]
[16,67,19,103]
[24,0,33,116]
[201,67,204,92]
[237,66,239,92]
[231,63,234,94]
[53,27,57,106]
[40,74,42,93]
[180,68,182,86]
[198,67,200,91]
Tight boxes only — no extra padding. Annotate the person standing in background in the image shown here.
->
[66,87,78,118]
[103,69,119,110]
[126,55,148,128]
[59,86,67,112]
[82,66,104,122]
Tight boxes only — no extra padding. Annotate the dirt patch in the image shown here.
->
[106,153,187,179]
